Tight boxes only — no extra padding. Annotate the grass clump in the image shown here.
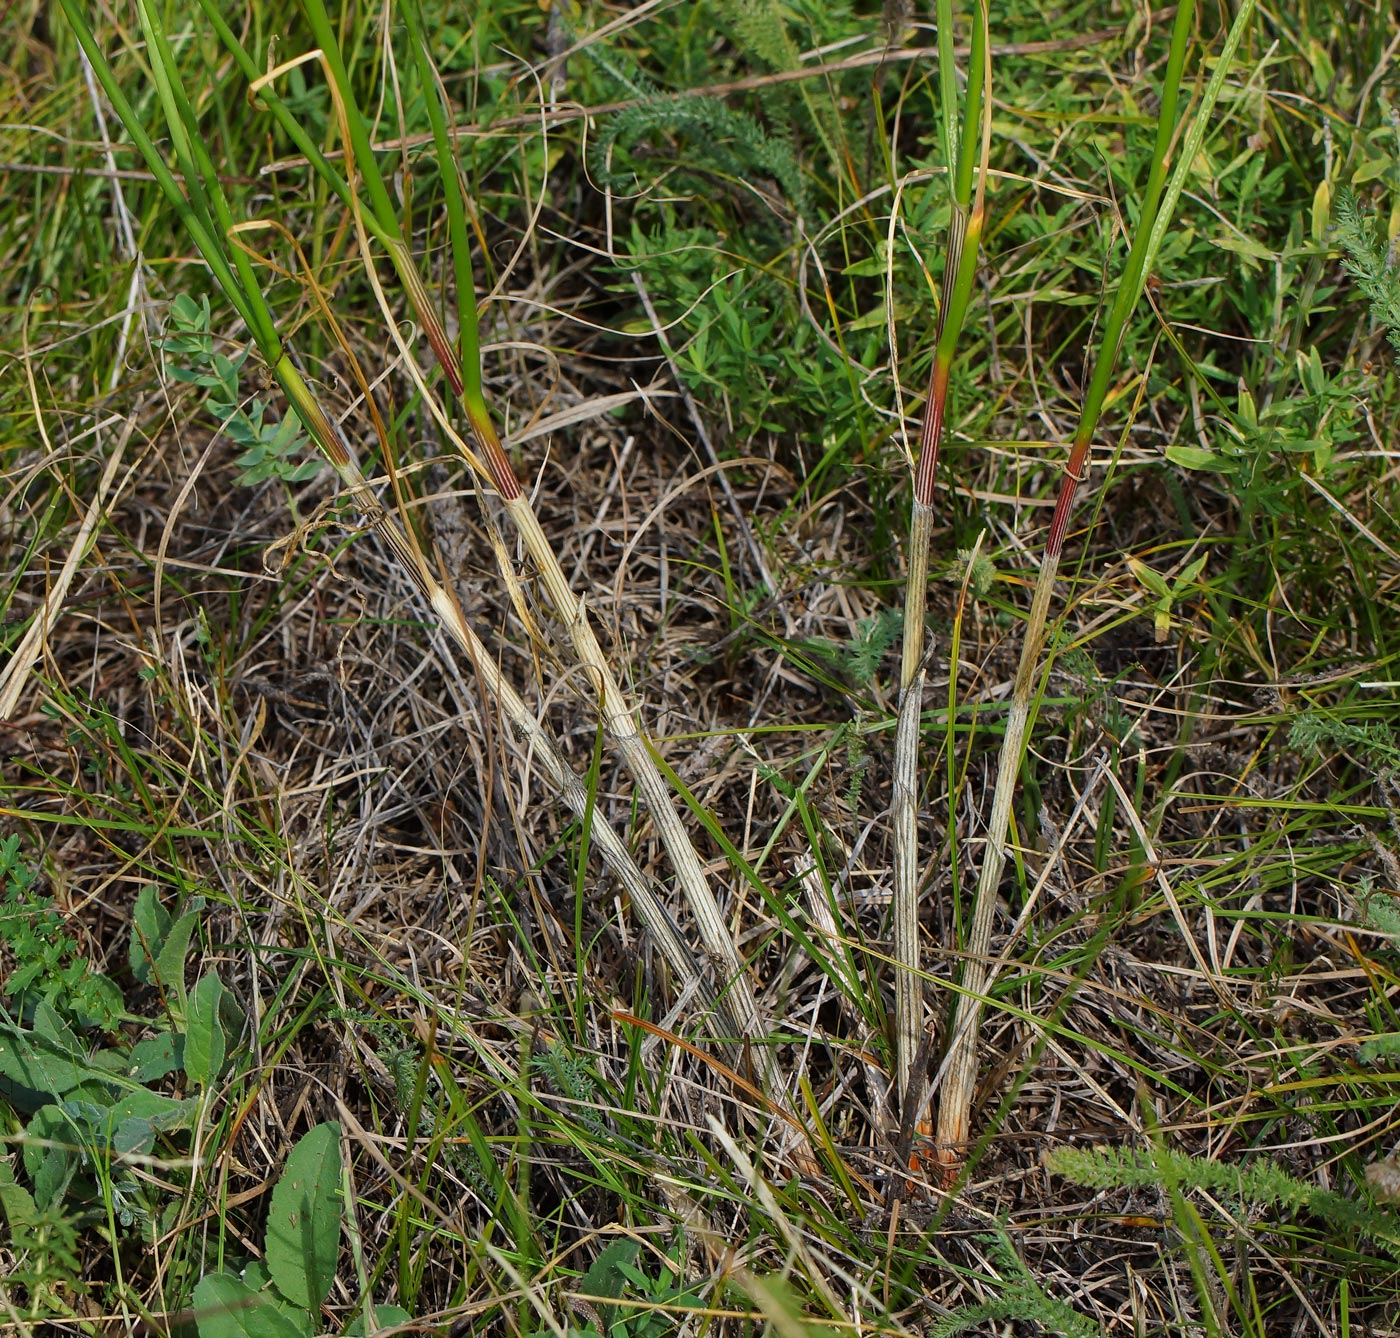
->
[4,0,1400,1334]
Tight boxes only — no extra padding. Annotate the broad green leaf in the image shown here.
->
[577,1237,640,1332]
[129,885,172,984]
[1236,384,1257,428]
[170,292,203,324]
[0,1022,108,1110]
[127,1031,184,1082]
[265,1121,344,1311]
[840,253,890,277]
[1177,556,1208,585]
[31,1000,82,1053]
[105,1090,198,1158]
[212,352,240,402]
[0,1157,37,1227]
[580,1238,639,1301]
[267,413,300,451]
[25,1104,79,1209]
[1212,233,1275,266]
[346,1305,413,1335]
[184,971,232,1086]
[1305,35,1334,97]
[1352,157,1394,185]
[42,1089,195,1165]
[1311,178,1332,245]
[192,1272,309,1338]
[1302,345,1326,395]
[241,1261,271,1291]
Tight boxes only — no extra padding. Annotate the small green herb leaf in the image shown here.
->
[578,1237,640,1332]
[0,1021,104,1110]
[1166,444,1235,472]
[346,1304,413,1335]
[25,1104,79,1209]
[184,971,238,1086]
[127,1031,185,1082]
[0,1157,37,1228]
[265,1121,344,1311]
[129,885,172,985]
[192,1272,311,1338]
[152,900,205,998]
[1126,558,1171,600]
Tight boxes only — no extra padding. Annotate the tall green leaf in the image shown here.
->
[265,1121,344,1311]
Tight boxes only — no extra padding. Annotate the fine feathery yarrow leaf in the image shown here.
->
[1332,190,1400,355]
[927,1229,1099,1338]
[1048,1146,1400,1260]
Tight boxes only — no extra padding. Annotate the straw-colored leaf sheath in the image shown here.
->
[932,0,1258,1182]
[56,0,730,1062]
[298,1,771,1063]
[285,372,733,1055]
[892,0,989,1123]
[339,196,768,1061]
[504,492,767,1052]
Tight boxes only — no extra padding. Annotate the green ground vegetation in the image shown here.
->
[3,1,1400,1333]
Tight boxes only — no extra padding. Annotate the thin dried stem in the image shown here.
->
[58,0,732,1063]
[341,7,771,1063]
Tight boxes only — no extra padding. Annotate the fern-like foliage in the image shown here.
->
[584,28,807,214]
[1333,190,1400,356]
[711,0,843,169]
[1048,1145,1400,1261]
[533,1039,612,1140]
[928,1227,1098,1338]
[798,609,902,686]
[1361,890,1400,940]
[1288,707,1400,769]
[1359,1030,1400,1063]
[598,97,807,214]
[714,0,803,76]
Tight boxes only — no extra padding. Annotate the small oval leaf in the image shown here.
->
[183,972,229,1087]
[193,1272,308,1338]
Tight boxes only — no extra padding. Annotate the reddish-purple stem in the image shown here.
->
[915,359,951,507]
[1044,436,1092,558]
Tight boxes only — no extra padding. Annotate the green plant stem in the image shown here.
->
[302,5,769,1062]
[933,0,1264,1182]
[891,0,989,1120]
[399,0,483,405]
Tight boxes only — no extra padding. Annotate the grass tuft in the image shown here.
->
[3,1,1400,1333]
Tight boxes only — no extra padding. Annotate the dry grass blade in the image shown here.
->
[321,3,772,1064]
[56,0,729,1057]
[0,419,132,717]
